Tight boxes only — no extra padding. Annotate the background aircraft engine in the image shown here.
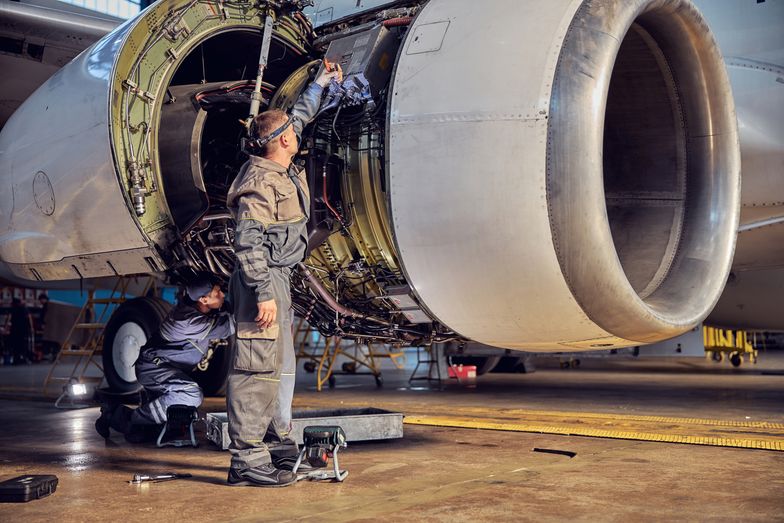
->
[0,0,740,355]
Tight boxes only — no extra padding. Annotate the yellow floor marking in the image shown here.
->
[293,397,784,451]
[425,405,784,429]
[404,415,784,452]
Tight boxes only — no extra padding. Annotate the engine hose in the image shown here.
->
[298,263,391,326]
[382,17,413,27]
[323,164,344,223]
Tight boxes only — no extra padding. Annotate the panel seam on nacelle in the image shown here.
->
[392,113,546,125]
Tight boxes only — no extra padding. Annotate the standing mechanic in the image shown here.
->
[225,63,342,487]
[95,275,232,442]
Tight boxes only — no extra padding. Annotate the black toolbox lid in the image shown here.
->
[0,475,59,503]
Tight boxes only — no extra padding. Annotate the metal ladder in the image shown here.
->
[293,317,406,391]
[42,276,155,395]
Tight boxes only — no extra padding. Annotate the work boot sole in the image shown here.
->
[273,457,325,473]
[226,476,298,488]
[226,467,298,488]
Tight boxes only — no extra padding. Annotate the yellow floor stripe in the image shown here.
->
[404,415,784,451]
[294,398,784,430]
[427,406,784,429]
[291,397,784,452]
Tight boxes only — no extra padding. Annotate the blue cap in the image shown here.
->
[185,275,215,301]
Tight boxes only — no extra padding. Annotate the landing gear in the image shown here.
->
[559,358,581,369]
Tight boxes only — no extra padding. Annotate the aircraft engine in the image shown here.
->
[0,0,740,352]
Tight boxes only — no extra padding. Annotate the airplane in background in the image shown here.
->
[0,0,782,392]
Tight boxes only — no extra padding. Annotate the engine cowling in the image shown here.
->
[386,0,739,349]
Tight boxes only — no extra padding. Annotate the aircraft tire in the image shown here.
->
[102,297,172,393]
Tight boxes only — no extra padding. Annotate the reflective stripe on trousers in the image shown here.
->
[132,362,203,425]
[226,266,297,469]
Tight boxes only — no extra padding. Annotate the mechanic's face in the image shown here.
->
[200,285,225,310]
[281,123,298,156]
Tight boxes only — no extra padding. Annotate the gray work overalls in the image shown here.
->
[225,81,321,471]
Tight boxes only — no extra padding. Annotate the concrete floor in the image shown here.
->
[0,350,783,521]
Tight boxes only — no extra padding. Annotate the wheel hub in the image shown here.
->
[112,322,146,383]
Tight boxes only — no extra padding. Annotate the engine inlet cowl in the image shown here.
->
[387,0,740,350]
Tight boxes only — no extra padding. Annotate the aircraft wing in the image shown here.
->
[0,0,121,128]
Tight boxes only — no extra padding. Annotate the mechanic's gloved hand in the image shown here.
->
[315,62,343,87]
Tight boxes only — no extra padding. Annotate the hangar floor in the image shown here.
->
[0,351,783,521]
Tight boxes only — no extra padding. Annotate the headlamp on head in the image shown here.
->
[242,115,296,156]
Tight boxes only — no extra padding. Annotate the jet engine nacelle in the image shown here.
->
[0,0,740,351]
[387,0,740,348]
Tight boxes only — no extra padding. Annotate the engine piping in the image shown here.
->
[298,263,391,326]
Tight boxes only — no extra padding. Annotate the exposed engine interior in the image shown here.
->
[157,3,448,346]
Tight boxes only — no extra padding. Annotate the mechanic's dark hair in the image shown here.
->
[251,109,288,156]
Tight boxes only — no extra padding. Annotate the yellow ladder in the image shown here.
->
[42,276,156,395]
[293,316,406,391]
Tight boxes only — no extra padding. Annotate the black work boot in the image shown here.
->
[270,442,300,470]
[227,464,297,487]
[269,437,312,471]
[271,448,327,472]
[94,407,112,439]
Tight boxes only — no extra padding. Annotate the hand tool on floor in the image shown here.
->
[292,426,348,482]
[129,473,192,484]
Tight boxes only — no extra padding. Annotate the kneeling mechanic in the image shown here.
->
[95,275,232,442]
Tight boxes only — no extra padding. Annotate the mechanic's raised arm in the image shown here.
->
[290,63,343,137]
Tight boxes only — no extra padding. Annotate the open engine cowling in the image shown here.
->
[0,0,739,351]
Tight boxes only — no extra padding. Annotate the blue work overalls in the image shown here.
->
[132,302,233,425]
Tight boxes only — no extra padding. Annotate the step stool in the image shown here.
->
[157,405,198,448]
